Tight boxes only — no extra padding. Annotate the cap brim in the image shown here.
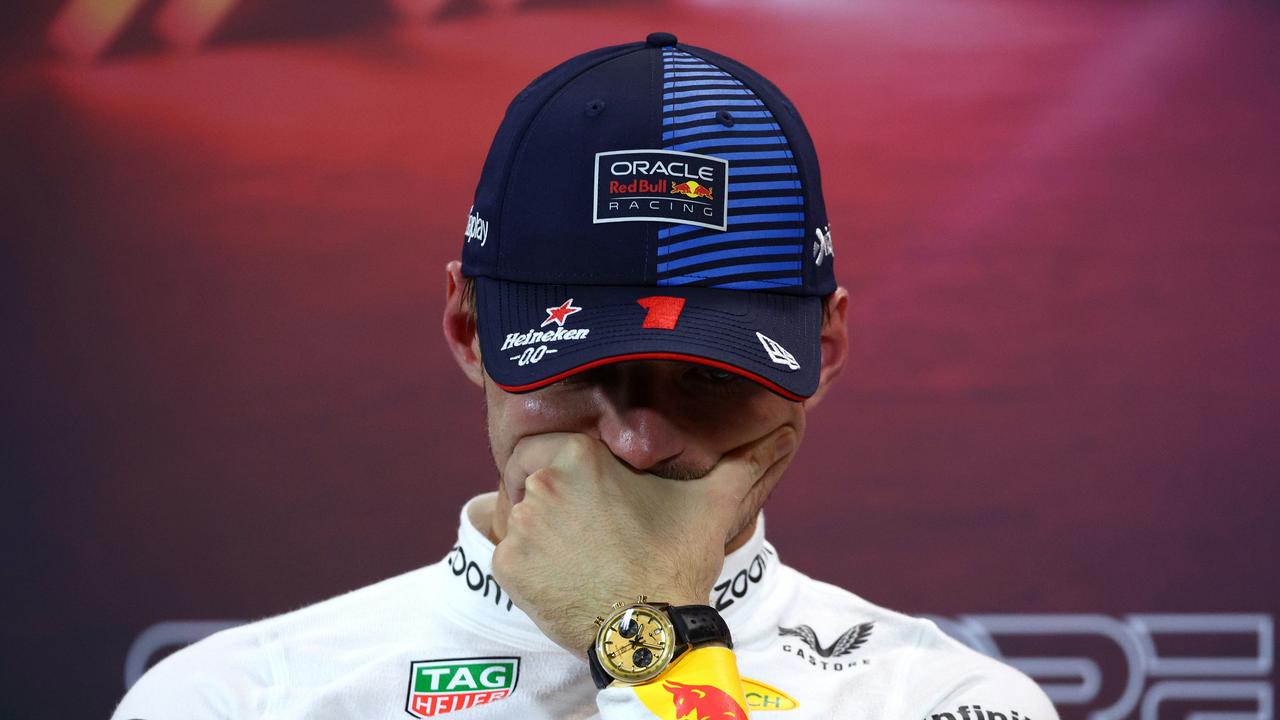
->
[474,277,821,401]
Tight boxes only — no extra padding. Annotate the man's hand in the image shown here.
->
[490,426,797,654]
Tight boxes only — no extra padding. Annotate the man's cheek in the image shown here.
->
[693,393,791,446]
[503,390,596,437]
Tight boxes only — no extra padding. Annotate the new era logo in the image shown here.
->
[756,332,799,371]
[813,225,833,266]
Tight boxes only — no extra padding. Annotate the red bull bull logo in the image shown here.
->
[670,180,714,200]
[664,681,748,720]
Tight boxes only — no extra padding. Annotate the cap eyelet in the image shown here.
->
[585,99,606,117]
[717,110,735,127]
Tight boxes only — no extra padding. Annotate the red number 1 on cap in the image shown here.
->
[636,296,686,330]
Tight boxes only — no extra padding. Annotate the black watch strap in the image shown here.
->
[667,605,734,650]
[587,647,614,690]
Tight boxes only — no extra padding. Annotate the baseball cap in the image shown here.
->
[461,32,835,401]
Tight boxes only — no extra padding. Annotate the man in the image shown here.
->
[114,33,1057,719]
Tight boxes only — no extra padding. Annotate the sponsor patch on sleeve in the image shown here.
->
[742,677,799,712]
[593,149,729,231]
[632,646,749,719]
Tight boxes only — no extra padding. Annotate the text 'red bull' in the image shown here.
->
[609,179,669,194]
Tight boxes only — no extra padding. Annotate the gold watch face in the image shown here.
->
[594,603,677,684]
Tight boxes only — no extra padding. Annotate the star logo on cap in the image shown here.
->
[541,298,583,328]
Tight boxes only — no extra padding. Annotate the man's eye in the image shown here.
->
[691,366,738,384]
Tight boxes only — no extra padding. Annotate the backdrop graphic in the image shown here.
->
[2,1,1278,718]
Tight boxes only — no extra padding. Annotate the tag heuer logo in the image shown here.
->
[405,657,520,718]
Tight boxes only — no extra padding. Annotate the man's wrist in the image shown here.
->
[587,599,732,689]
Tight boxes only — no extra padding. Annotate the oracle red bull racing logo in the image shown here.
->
[594,149,729,231]
[665,681,748,719]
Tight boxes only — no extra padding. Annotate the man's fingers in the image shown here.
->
[503,432,624,505]
[701,425,798,498]
[505,428,797,508]
[502,432,578,505]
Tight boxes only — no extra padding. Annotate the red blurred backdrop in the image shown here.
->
[2,1,1278,718]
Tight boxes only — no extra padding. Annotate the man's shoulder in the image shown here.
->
[773,563,941,649]
[894,609,1058,718]
[110,618,271,720]
[111,563,442,720]
[771,565,1057,718]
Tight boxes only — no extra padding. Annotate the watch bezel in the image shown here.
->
[593,602,678,685]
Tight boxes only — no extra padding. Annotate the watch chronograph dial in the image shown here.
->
[595,603,677,684]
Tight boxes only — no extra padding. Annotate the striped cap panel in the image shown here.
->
[657,48,805,290]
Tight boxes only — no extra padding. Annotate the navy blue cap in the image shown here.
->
[461,34,835,400]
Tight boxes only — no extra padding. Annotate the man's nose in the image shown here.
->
[596,404,686,473]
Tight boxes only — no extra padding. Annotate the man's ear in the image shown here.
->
[442,260,485,389]
[802,287,849,410]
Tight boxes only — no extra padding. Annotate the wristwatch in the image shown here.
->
[586,595,733,688]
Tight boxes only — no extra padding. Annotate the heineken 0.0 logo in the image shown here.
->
[405,656,520,718]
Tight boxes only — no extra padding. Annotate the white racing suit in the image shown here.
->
[114,493,1058,719]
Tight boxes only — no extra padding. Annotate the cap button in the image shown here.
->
[646,32,677,47]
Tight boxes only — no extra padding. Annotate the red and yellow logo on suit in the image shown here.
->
[633,646,792,719]
[664,680,747,719]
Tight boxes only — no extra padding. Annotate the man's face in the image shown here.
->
[441,260,849,550]
[482,360,805,551]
